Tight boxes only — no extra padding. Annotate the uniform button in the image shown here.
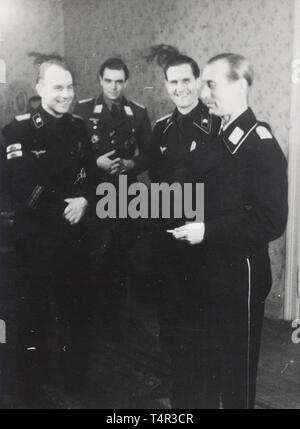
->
[93,126,97,130]
[111,140,115,144]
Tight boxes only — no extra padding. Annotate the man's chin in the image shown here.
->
[205,103,215,112]
[175,101,193,110]
[52,109,69,117]
[107,94,120,100]
[207,106,220,116]
[57,106,70,113]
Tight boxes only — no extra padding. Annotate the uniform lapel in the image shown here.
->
[190,100,212,135]
[221,108,258,155]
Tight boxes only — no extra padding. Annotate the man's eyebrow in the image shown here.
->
[202,79,214,86]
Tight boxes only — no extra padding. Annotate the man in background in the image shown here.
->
[27,95,41,114]
[74,57,152,342]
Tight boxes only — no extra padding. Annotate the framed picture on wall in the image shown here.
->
[11,87,27,115]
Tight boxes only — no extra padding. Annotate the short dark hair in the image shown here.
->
[207,53,254,87]
[163,54,200,80]
[99,57,129,80]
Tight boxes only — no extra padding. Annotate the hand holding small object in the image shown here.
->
[167,223,205,245]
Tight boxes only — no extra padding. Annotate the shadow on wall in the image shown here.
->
[0,59,6,83]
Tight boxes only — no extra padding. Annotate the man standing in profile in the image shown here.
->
[74,57,151,341]
[171,53,288,408]
[2,56,95,407]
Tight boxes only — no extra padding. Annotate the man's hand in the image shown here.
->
[167,222,205,245]
[63,197,88,225]
[96,150,121,174]
[115,158,135,174]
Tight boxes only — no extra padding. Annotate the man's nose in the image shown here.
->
[200,85,209,100]
[176,81,186,93]
[61,88,71,98]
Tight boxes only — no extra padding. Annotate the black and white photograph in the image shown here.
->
[0,0,299,410]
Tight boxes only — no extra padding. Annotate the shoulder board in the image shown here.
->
[93,104,103,114]
[124,105,134,116]
[131,100,145,109]
[78,98,93,104]
[15,113,30,121]
[223,123,258,155]
[228,126,245,145]
[256,125,273,140]
[72,113,84,120]
[155,113,172,124]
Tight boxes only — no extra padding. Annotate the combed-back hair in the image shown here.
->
[207,53,254,87]
[143,44,200,79]
[27,51,72,83]
[98,57,129,80]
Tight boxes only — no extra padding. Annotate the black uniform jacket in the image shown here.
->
[149,99,221,230]
[149,99,220,183]
[2,107,95,237]
[74,94,152,179]
[196,108,288,300]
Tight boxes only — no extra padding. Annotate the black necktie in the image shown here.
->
[177,113,187,133]
[111,103,119,119]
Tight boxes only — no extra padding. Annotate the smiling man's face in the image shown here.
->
[200,59,242,117]
[165,63,199,111]
[37,64,74,118]
[100,68,127,102]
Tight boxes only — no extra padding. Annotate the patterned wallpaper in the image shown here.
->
[62,0,155,115]
[0,0,64,129]
[63,0,293,152]
[150,0,294,318]
[0,0,292,317]
[63,0,294,318]
[151,0,293,156]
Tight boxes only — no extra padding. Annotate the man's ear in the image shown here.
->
[36,83,43,97]
[124,80,128,89]
[239,78,248,95]
[165,79,173,97]
[99,76,103,88]
[196,76,202,91]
